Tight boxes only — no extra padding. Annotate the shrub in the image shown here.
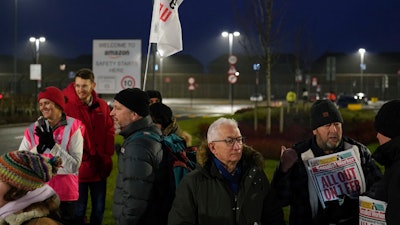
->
[178,105,377,161]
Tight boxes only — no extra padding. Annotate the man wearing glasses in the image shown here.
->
[168,117,285,225]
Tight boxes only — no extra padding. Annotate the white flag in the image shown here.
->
[149,0,183,57]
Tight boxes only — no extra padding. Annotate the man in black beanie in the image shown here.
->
[365,99,400,225]
[110,88,169,225]
[272,99,382,225]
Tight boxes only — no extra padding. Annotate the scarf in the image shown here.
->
[213,156,242,194]
[0,184,56,218]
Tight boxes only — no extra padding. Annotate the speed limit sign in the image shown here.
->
[228,55,238,65]
[188,77,195,84]
[120,75,136,89]
[228,74,238,84]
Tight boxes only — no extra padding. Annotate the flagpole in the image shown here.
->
[142,41,152,91]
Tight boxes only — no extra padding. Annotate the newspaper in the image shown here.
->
[306,149,366,208]
[359,196,387,225]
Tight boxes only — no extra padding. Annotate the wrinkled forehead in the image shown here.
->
[216,124,241,138]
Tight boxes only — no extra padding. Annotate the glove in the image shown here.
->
[35,124,55,154]
[279,146,298,173]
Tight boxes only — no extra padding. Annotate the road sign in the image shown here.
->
[228,74,238,84]
[228,55,238,65]
[188,84,196,91]
[30,64,42,80]
[227,65,237,75]
[120,75,136,89]
[188,77,195,84]
[312,77,318,86]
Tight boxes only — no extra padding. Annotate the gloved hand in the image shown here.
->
[279,146,298,173]
[35,124,55,154]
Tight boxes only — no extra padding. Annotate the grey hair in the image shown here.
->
[207,117,238,143]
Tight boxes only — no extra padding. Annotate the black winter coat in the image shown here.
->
[168,144,285,225]
[112,116,169,225]
[370,136,400,225]
[272,136,382,225]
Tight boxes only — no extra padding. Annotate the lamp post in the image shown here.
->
[358,48,366,93]
[13,0,18,94]
[157,50,164,94]
[221,31,240,112]
[29,36,45,115]
[253,63,260,131]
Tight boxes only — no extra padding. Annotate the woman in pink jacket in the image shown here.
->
[19,86,84,225]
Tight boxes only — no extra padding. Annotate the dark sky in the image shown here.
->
[1,0,399,66]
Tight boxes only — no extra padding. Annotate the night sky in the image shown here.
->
[0,0,399,66]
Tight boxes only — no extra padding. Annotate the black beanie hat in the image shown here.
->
[146,90,162,102]
[149,102,173,129]
[311,100,343,129]
[114,88,150,117]
[374,99,400,138]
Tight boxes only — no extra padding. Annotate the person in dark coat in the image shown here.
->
[272,100,382,225]
[168,117,285,225]
[110,88,169,225]
[367,99,400,225]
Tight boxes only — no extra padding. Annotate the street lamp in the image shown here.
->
[221,31,240,56]
[221,31,240,113]
[358,48,366,93]
[29,36,45,115]
[30,37,46,64]
[13,0,18,94]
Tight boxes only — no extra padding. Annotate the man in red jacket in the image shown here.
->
[63,68,115,225]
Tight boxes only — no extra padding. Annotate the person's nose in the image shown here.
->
[328,124,337,132]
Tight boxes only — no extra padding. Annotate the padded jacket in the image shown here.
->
[19,115,84,201]
[168,144,285,225]
[112,116,169,225]
[369,136,400,225]
[63,83,115,181]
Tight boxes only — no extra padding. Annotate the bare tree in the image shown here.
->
[232,0,286,134]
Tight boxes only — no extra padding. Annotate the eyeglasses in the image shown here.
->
[211,136,244,146]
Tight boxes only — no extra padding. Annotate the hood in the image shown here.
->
[63,82,100,106]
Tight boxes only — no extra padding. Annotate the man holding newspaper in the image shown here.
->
[272,99,382,225]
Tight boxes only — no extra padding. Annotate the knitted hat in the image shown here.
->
[0,151,62,191]
[146,90,162,102]
[38,86,65,110]
[374,100,400,138]
[114,88,150,117]
[310,100,343,129]
[149,102,173,129]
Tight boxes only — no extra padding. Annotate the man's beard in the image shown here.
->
[114,122,121,134]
